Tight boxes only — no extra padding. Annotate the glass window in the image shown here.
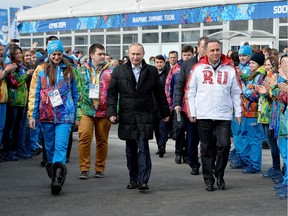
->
[142,33,159,43]
[280,18,288,23]
[280,26,288,39]
[204,21,222,26]
[75,35,88,45]
[33,32,44,36]
[33,38,44,47]
[253,19,273,34]
[182,23,200,28]
[162,32,179,43]
[162,24,179,29]
[107,28,120,32]
[106,35,120,44]
[279,40,288,53]
[46,31,58,35]
[20,39,31,48]
[123,45,129,57]
[106,46,120,60]
[182,31,200,42]
[59,37,72,46]
[142,26,158,30]
[90,28,104,32]
[90,35,104,44]
[230,20,248,31]
[203,29,221,37]
[20,33,30,36]
[123,27,138,31]
[75,29,88,33]
[123,34,138,44]
[60,30,71,34]
[74,46,88,55]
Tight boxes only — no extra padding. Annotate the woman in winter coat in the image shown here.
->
[28,40,79,195]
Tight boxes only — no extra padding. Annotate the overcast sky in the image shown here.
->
[0,0,55,9]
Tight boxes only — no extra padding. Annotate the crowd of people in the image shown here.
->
[0,35,287,199]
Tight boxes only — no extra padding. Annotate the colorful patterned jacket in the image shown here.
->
[270,74,287,138]
[5,63,30,106]
[241,66,266,118]
[76,61,113,120]
[28,63,79,124]
[257,71,276,124]
[0,66,8,104]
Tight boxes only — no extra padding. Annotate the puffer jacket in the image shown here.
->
[107,60,170,141]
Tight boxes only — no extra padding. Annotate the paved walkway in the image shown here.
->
[0,124,287,216]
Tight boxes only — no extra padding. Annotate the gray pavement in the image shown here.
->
[0,124,287,216]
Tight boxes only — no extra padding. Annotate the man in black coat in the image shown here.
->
[174,36,208,175]
[107,43,170,191]
[153,55,169,158]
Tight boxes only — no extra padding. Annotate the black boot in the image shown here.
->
[45,163,53,178]
[51,162,67,195]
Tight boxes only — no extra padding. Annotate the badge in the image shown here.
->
[48,89,63,107]
[89,84,100,99]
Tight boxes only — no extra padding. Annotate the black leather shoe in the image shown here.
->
[158,147,166,158]
[175,155,182,164]
[138,183,149,191]
[127,181,138,189]
[205,184,214,191]
[217,177,225,190]
[191,167,199,175]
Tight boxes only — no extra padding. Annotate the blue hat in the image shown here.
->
[238,45,252,57]
[47,40,64,56]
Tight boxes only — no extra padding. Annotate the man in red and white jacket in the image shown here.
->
[186,38,242,192]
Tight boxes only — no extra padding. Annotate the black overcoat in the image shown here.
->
[107,60,170,141]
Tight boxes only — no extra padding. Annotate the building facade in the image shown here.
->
[18,1,287,60]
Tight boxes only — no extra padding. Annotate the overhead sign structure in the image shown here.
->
[19,1,288,34]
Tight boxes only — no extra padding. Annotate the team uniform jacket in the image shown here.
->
[6,63,30,106]
[75,61,113,120]
[0,66,8,104]
[28,63,79,124]
[186,54,242,120]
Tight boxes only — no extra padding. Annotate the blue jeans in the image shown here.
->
[2,106,25,153]
[18,106,30,154]
[41,123,72,164]
[0,103,7,143]
[262,124,280,170]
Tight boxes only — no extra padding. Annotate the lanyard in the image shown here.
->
[86,63,103,85]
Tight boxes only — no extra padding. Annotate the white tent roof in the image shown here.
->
[16,0,275,22]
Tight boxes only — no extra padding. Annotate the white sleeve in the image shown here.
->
[231,72,242,118]
[186,68,197,117]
